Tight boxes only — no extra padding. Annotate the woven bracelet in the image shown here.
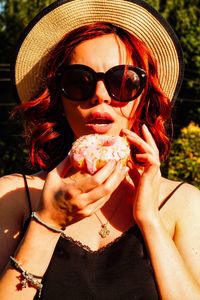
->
[31,212,66,234]
[10,256,43,298]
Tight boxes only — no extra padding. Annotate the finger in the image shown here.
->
[135,154,161,172]
[83,161,129,203]
[141,124,158,152]
[71,160,117,193]
[136,153,160,165]
[79,164,129,216]
[122,129,152,153]
[78,193,110,217]
[50,155,72,178]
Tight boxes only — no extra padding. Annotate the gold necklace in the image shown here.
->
[94,213,110,238]
[94,199,121,238]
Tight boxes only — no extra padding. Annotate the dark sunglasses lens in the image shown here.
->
[108,68,141,101]
[61,69,94,101]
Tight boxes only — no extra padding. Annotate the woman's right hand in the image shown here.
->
[37,156,128,229]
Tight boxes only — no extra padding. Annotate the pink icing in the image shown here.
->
[69,134,130,174]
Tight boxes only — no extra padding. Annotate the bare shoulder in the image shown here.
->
[177,181,200,202]
[0,173,28,213]
[0,172,45,224]
[174,182,200,223]
[1,174,28,223]
[0,172,44,194]
[0,173,26,197]
[168,180,199,212]
[159,178,200,229]
[161,177,200,209]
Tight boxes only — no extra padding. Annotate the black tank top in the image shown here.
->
[22,175,184,300]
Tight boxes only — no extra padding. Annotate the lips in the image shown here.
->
[86,112,114,133]
[87,112,114,124]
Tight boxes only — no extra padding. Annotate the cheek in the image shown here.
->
[64,106,82,124]
[62,100,86,131]
[62,97,78,117]
[62,99,78,123]
[120,99,140,118]
[120,98,141,128]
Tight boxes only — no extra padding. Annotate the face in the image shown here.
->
[61,34,141,139]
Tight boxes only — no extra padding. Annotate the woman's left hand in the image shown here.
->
[122,124,161,227]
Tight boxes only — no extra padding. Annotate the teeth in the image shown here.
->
[93,123,108,126]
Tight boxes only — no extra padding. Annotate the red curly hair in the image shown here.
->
[15,22,172,171]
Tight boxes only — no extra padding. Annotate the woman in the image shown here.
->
[0,0,200,299]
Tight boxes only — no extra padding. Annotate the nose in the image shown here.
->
[90,80,112,105]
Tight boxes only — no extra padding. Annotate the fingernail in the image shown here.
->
[124,166,129,173]
[142,124,148,130]
[118,161,124,169]
[122,129,136,137]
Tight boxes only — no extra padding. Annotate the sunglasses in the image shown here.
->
[57,64,147,102]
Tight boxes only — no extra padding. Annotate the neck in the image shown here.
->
[98,179,134,222]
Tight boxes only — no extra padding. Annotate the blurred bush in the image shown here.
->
[167,122,200,188]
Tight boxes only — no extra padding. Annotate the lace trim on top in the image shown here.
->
[61,225,138,254]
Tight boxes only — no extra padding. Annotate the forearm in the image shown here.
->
[0,219,60,299]
[139,218,200,300]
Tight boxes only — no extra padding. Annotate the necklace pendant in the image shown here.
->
[99,224,110,238]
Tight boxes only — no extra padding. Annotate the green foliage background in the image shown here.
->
[0,0,199,188]
[0,0,55,63]
[168,122,200,188]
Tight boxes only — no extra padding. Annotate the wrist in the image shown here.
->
[36,210,71,230]
[31,212,66,233]
[10,256,43,297]
[135,212,162,232]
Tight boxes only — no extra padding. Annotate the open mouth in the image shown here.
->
[88,118,113,125]
[86,112,114,133]
[87,112,114,125]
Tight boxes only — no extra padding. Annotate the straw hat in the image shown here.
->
[14,0,184,103]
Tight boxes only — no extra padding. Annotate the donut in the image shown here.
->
[68,134,130,174]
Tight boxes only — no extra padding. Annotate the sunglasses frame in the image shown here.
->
[57,64,147,102]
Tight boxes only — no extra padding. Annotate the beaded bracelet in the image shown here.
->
[10,256,43,298]
[31,212,66,234]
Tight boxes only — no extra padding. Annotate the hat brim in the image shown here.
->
[14,0,184,103]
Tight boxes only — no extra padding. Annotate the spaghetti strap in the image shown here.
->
[159,182,185,210]
[22,174,32,216]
